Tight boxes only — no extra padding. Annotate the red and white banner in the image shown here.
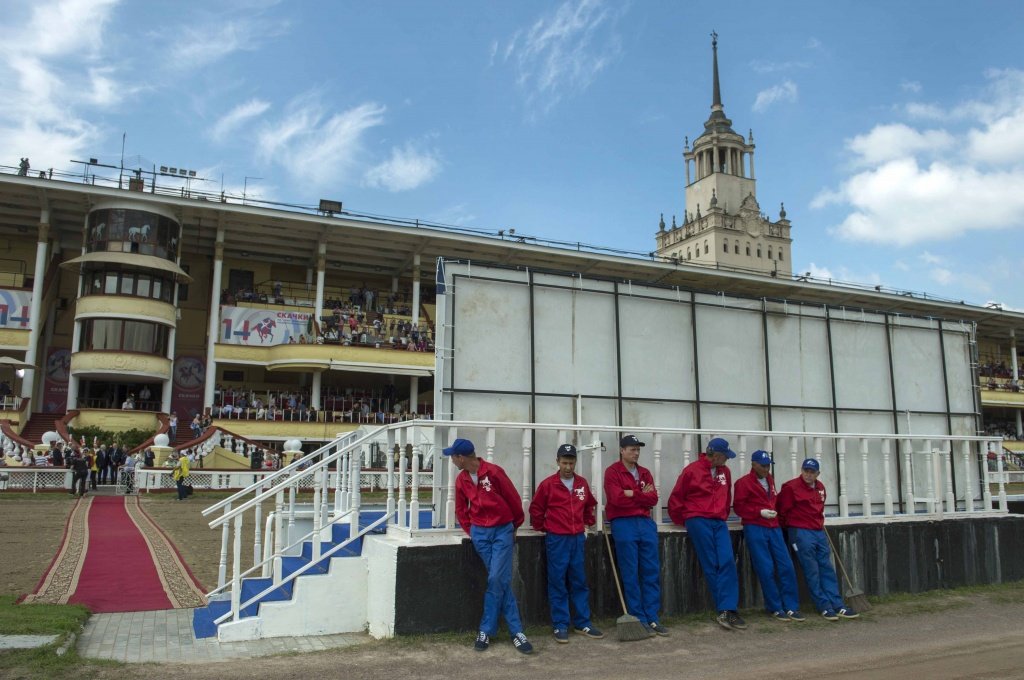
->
[219,306,312,345]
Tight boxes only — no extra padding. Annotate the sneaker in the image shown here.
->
[770,611,791,622]
[474,631,490,651]
[821,609,839,621]
[648,622,670,637]
[553,628,569,643]
[786,610,807,622]
[716,611,733,630]
[837,607,859,619]
[512,632,533,655]
[574,625,604,639]
[726,611,747,630]
[642,622,657,638]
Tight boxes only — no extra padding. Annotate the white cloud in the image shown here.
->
[364,144,441,192]
[845,124,954,166]
[257,97,386,187]
[501,0,624,116]
[210,99,271,143]
[901,80,922,94]
[749,60,809,74]
[919,251,944,266]
[752,81,797,112]
[817,68,1024,246]
[805,37,822,50]
[807,262,834,280]
[167,17,285,71]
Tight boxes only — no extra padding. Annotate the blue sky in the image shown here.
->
[3,0,1024,309]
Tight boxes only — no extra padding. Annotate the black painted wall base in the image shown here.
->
[392,516,1024,635]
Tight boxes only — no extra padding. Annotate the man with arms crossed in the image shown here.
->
[668,437,746,631]
[530,444,603,643]
[447,438,533,654]
[776,458,859,622]
[732,450,805,622]
[604,434,667,637]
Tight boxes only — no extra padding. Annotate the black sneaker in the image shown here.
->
[553,628,569,643]
[512,632,533,654]
[770,610,791,622]
[574,625,605,639]
[786,610,807,622]
[837,607,859,619]
[726,611,747,630]
[474,631,490,651]
[648,622,669,637]
[715,611,733,630]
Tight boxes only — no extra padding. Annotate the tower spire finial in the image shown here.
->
[711,30,722,111]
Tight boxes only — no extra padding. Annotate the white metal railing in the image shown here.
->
[196,420,1008,631]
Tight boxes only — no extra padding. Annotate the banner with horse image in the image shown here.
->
[219,306,312,345]
[171,356,205,422]
[0,288,32,329]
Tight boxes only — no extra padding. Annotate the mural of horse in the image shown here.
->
[128,224,151,242]
[254,318,277,343]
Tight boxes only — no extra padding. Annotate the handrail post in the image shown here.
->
[230,514,243,623]
[683,433,693,467]
[319,461,330,540]
[386,430,396,525]
[273,490,284,585]
[591,430,603,534]
[860,437,872,518]
[837,437,849,518]
[444,427,457,530]
[995,440,1008,512]
[410,425,421,531]
[339,450,350,512]
[397,453,408,529]
[924,439,935,514]
[253,479,264,567]
[902,439,914,515]
[981,442,994,511]
[486,427,496,462]
[961,440,974,512]
[942,441,955,513]
[653,432,663,525]
[789,436,799,482]
[217,501,232,589]
[881,438,894,516]
[312,469,323,561]
[349,449,361,540]
[521,427,532,519]
[813,437,823,479]
[288,485,296,548]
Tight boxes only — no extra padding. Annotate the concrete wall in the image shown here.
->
[390,517,1024,634]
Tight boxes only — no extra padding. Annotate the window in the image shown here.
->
[768,247,773,260]
[734,244,739,254]
[82,269,174,303]
[80,319,169,355]
[757,247,762,258]
[778,250,784,262]
[687,249,691,260]
[704,241,709,254]
[695,247,700,258]
[723,240,729,253]
[746,243,751,256]
[86,208,181,262]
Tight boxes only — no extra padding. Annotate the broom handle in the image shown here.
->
[603,528,630,616]
[824,528,856,593]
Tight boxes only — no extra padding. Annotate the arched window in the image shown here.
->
[734,244,739,254]
[778,250,784,261]
[723,240,729,253]
[746,243,751,256]
[768,247,773,259]
[687,249,691,260]
[704,240,709,254]
[695,247,700,258]
[757,247,762,258]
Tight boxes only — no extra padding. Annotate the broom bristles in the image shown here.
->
[845,590,872,613]
[615,613,651,642]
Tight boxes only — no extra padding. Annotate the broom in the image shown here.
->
[603,528,654,641]
[824,529,872,613]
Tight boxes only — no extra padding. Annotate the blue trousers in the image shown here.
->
[545,533,592,630]
[744,524,800,613]
[685,517,739,612]
[789,528,843,612]
[610,516,661,624]
[470,523,524,637]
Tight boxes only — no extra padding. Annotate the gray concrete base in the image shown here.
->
[78,609,367,664]
[0,634,59,649]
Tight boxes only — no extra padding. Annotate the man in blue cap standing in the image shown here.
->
[732,450,805,622]
[668,437,745,630]
[445,438,533,654]
[777,458,859,622]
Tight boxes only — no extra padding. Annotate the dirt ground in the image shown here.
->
[0,493,77,597]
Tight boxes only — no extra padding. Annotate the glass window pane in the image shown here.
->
[104,273,118,294]
[120,273,134,295]
[152,279,162,301]
[136,276,151,298]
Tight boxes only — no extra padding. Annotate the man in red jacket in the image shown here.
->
[447,438,533,654]
[732,450,804,622]
[529,444,603,643]
[776,458,859,622]
[604,434,666,637]
[668,437,745,631]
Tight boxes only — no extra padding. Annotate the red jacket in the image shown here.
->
[529,473,596,535]
[454,460,524,536]
[733,469,780,528]
[667,453,732,523]
[776,477,826,530]
[603,461,658,521]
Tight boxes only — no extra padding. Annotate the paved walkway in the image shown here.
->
[0,634,59,649]
[78,609,368,664]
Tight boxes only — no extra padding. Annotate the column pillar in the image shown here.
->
[684,157,691,185]
[204,228,225,409]
[409,376,419,416]
[749,151,756,180]
[314,242,326,322]
[411,253,421,328]
[23,213,49,402]
[1011,330,1022,438]
[312,372,322,410]
[162,264,182,413]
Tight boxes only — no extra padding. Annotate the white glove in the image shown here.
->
[760,509,778,519]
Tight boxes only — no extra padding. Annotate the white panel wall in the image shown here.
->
[452,277,531,392]
[533,287,618,396]
[696,306,766,403]
[618,296,695,400]
[767,313,832,407]
[943,330,976,413]
[892,325,947,413]
[831,319,893,410]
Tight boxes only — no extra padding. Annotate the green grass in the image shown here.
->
[0,596,89,636]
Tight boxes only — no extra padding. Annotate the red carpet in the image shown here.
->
[69,497,174,612]
[26,496,206,613]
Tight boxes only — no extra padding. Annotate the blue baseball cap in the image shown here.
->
[707,437,737,459]
[619,434,645,448]
[751,450,772,466]
[801,458,820,472]
[442,438,475,456]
